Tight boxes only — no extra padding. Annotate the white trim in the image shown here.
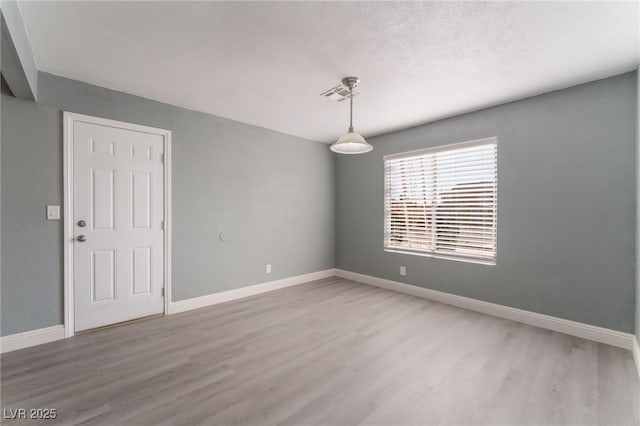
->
[63,112,172,338]
[0,325,65,354]
[336,269,636,350]
[169,269,336,314]
[632,336,640,380]
[383,248,496,266]
[63,113,73,337]
[383,137,497,161]
[163,127,173,315]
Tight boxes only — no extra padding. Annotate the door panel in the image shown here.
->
[131,247,152,295]
[91,169,115,230]
[131,171,151,229]
[91,250,115,302]
[73,120,164,332]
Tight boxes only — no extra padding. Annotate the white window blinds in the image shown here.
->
[384,138,497,264]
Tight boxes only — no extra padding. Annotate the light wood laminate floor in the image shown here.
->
[2,277,639,425]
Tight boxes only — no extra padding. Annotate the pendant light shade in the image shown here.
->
[330,76,372,155]
[330,130,372,154]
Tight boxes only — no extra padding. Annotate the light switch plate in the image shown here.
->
[400,266,406,276]
[47,205,60,220]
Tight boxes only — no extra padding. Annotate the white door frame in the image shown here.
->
[63,112,172,338]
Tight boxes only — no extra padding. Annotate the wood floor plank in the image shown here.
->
[1,277,638,425]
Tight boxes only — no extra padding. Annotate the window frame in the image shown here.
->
[383,137,498,265]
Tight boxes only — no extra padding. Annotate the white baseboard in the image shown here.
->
[169,268,336,314]
[0,325,65,354]
[336,269,636,351]
[632,336,640,380]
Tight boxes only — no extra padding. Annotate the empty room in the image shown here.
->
[1,1,639,425]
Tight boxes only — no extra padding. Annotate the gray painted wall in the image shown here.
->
[1,90,63,334]
[3,70,636,336]
[1,72,335,335]
[336,72,637,333]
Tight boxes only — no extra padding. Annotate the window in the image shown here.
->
[384,138,497,264]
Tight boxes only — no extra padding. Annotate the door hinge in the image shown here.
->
[161,220,164,230]
[162,287,165,296]
[160,153,164,163]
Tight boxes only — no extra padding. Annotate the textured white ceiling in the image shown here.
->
[18,1,640,143]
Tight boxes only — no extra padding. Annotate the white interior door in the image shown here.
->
[72,119,165,332]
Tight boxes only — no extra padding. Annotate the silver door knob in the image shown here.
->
[77,235,87,242]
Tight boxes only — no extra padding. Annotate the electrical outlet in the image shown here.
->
[266,264,272,274]
[400,266,406,276]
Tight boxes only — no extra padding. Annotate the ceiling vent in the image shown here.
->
[320,84,359,102]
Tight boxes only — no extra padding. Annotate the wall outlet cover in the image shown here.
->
[46,205,61,220]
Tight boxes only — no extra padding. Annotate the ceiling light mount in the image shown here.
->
[330,76,372,155]
[341,76,360,91]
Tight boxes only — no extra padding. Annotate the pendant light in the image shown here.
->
[330,76,372,154]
